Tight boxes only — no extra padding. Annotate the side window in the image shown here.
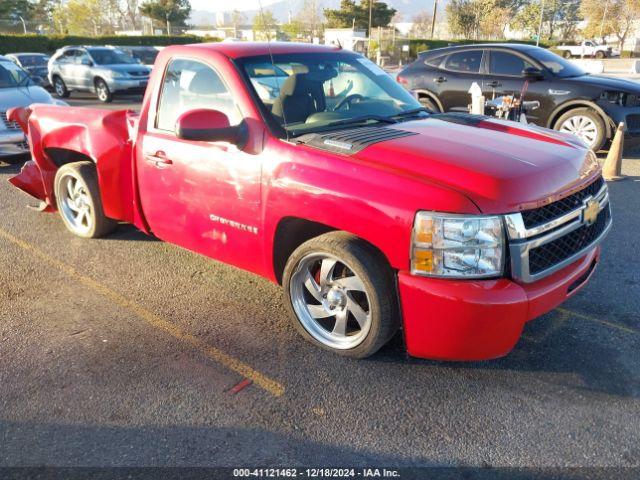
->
[76,51,91,65]
[156,58,241,132]
[59,50,77,64]
[424,54,445,68]
[443,50,482,73]
[489,51,534,76]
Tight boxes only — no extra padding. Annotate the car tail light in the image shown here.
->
[397,74,408,86]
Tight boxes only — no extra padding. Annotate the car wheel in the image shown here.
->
[562,51,572,59]
[554,108,606,152]
[595,50,605,59]
[53,76,70,98]
[95,79,113,103]
[54,161,117,238]
[283,232,399,358]
[419,96,440,113]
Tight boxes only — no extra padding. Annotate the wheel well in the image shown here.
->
[548,102,612,138]
[272,218,336,284]
[44,148,93,168]
[415,90,443,112]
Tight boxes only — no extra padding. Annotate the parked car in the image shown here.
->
[8,42,610,361]
[114,45,161,66]
[48,46,151,103]
[557,40,612,59]
[0,55,66,163]
[396,43,640,151]
[5,52,51,88]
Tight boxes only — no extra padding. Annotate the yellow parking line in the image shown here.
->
[557,307,638,335]
[0,228,285,397]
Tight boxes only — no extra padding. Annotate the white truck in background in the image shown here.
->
[557,40,612,59]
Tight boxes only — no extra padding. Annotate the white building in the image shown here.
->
[324,28,368,52]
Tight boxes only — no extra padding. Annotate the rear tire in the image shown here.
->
[53,76,70,98]
[54,161,117,238]
[419,96,440,113]
[95,79,113,103]
[562,50,572,59]
[283,232,400,359]
[554,107,606,152]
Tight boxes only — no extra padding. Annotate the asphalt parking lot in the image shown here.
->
[1,93,639,476]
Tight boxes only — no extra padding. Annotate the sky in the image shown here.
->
[189,0,281,11]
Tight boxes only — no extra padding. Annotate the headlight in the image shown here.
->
[106,70,125,79]
[411,212,505,278]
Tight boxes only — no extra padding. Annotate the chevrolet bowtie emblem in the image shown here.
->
[583,198,600,226]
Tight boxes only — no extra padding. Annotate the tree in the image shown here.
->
[446,0,482,38]
[282,0,323,40]
[253,10,278,41]
[51,0,113,35]
[581,0,640,48]
[410,11,433,37]
[140,0,191,34]
[324,0,396,32]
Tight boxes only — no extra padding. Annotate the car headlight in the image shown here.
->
[106,70,125,79]
[411,212,505,278]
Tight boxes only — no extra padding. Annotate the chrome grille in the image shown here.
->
[0,110,20,130]
[529,205,610,275]
[504,178,611,283]
[521,176,605,229]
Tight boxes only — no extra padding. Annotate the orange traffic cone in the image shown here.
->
[602,122,625,181]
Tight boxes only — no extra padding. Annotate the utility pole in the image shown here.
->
[18,15,27,34]
[166,12,171,36]
[430,0,438,39]
[368,0,373,58]
[536,0,545,46]
[599,0,609,42]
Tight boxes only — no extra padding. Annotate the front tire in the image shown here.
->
[95,79,113,103]
[595,50,605,59]
[554,107,606,151]
[54,161,117,238]
[283,232,400,358]
[53,76,70,98]
[562,50,572,58]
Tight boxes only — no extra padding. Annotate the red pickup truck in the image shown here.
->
[8,42,611,361]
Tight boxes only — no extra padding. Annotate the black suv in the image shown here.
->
[397,43,640,151]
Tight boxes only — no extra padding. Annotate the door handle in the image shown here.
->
[434,76,447,83]
[144,150,172,167]
[486,81,502,88]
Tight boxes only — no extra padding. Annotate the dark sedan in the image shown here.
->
[397,43,640,151]
[5,52,51,88]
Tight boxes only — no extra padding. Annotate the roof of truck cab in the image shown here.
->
[182,41,342,59]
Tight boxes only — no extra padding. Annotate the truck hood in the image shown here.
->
[347,115,600,213]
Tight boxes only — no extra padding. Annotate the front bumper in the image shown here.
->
[105,77,149,93]
[398,247,600,361]
[0,129,28,157]
[601,103,640,149]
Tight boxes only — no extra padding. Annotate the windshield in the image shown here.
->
[238,52,422,136]
[528,48,587,78]
[16,54,48,67]
[88,48,138,65]
[125,48,159,65]
[0,61,32,88]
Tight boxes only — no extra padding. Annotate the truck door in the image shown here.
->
[481,49,548,124]
[136,57,263,273]
[436,49,484,112]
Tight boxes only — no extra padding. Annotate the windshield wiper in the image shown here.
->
[323,114,397,128]
[388,107,431,120]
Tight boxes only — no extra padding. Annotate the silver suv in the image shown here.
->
[49,46,151,103]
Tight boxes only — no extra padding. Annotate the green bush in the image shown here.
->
[0,34,213,55]
[408,38,551,59]
[620,50,637,59]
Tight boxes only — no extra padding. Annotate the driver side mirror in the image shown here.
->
[522,67,544,80]
[175,109,247,147]
[81,58,93,66]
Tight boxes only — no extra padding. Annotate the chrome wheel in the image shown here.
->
[97,85,108,101]
[59,174,93,235]
[290,253,372,350]
[559,115,599,147]
[54,79,65,97]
